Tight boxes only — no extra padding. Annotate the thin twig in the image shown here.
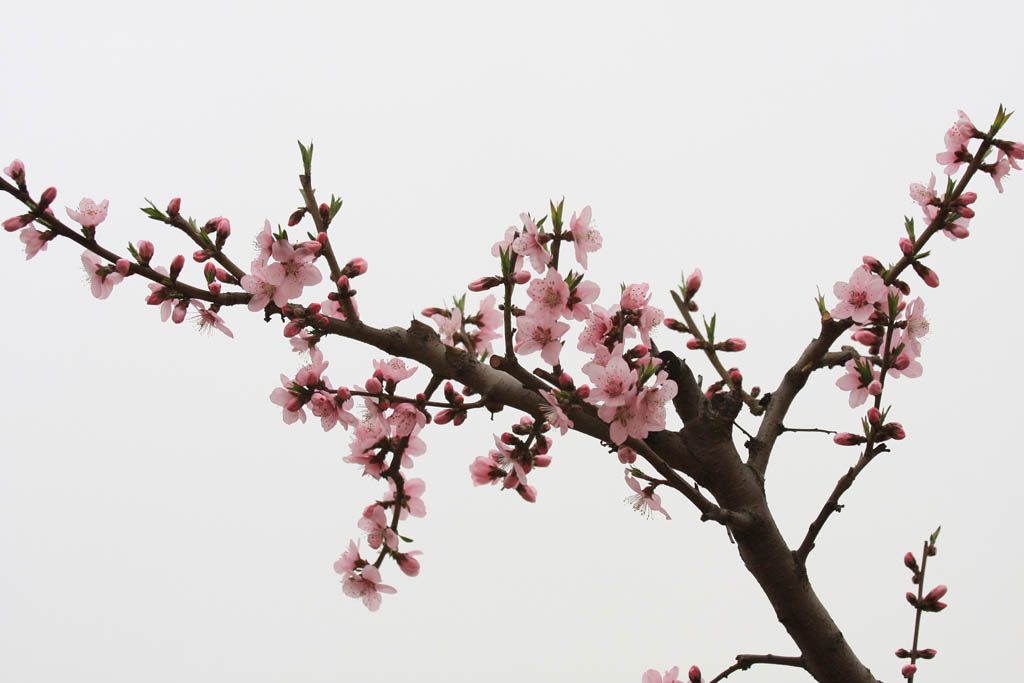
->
[708,654,805,683]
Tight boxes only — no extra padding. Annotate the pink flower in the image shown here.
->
[341,565,397,612]
[19,227,50,259]
[901,297,929,356]
[309,389,357,432]
[511,213,548,273]
[835,359,881,408]
[373,357,419,384]
[585,352,638,407]
[909,173,937,206]
[358,504,399,550]
[491,225,524,271]
[539,389,574,435]
[66,198,109,228]
[254,219,274,262]
[565,279,600,321]
[514,315,570,366]
[469,452,504,486]
[569,205,602,268]
[81,251,123,299]
[990,152,1011,193]
[944,110,976,149]
[387,477,426,519]
[270,378,307,425]
[526,269,571,321]
[624,471,670,520]
[577,305,614,353]
[266,239,323,300]
[4,158,25,181]
[333,539,364,577]
[431,307,462,347]
[241,259,288,311]
[642,666,681,683]
[620,283,651,311]
[831,267,887,324]
[191,302,234,338]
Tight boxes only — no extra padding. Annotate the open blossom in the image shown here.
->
[386,477,426,519]
[909,173,937,206]
[835,359,882,408]
[81,251,123,299]
[515,315,570,366]
[464,294,502,355]
[990,152,1011,193]
[432,307,462,347]
[266,239,322,300]
[333,539,363,577]
[511,213,548,273]
[19,227,50,259]
[254,219,274,262]
[642,666,681,683]
[624,471,671,520]
[584,354,638,408]
[901,297,929,356]
[620,283,651,311]
[373,357,418,384]
[539,389,574,435]
[526,269,571,321]
[469,451,504,486]
[241,259,287,311]
[569,205,602,268]
[831,267,887,324]
[66,198,109,228]
[358,504,399,550]
[191,302,234,338]
[341,564,396,612]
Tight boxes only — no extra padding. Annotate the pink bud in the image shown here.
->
[203,261,217,280]
[867,407,881,425]
[862,255,883,273]
[169,254,185,280]
[396,552,421,577]
[307,302,322,315]
[517,484,537,503]
[904,552,918,572]
[912,261,939,288]
[959,191,978,204]
[688,666,703,683]
[833,432,863,446]
[558,371,574,389]
[533,454,552,468]
[39,186,57,207]
[137,240,155,264]
[215,217,231,237]
[344,257,368,276]
[167,197,181,216]
[901,664,917,678]
[193,249,211,263]
[215,267,231,283]
[468,276,501,292]
[4,158,25,180]
[421,306,444,317]
[513,270,531,285]
[851,328,880,346]
[898,237,914,255]
[918,649,936,659]
[867,380,883,395]
[115,259,131,276]
[948,224,969,238]
[685,268,703,297]
[171,300,188,324]
[686,338,704,350]
[337,275,350,291]
[3,215,28,231]
[576,385,590,400]
[957,206,975,219]
[208,281,221,294]
[722,338,746,352]
[433,409,454,425]
[925,584,947,601]
[299,239,321,254]
[895,648,911,658]
[282,320,303,337]
[617,446,637,464]
[365,377,383,394]
[729,368,743,383]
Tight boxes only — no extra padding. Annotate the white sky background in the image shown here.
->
[2,2,1022,681]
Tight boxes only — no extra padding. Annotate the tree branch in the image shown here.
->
[708,653,805,683]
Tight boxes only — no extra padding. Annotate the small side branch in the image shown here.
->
[708,654,805,683]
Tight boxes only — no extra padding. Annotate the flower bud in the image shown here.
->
[617,446,637,464]
[862,255,883,273]
[663,318,688,333]
[833,432,865,446]
[534,453,552,468]
[904,552,919,572]
[867,407,882,425]
[468,276,502,292]
[895,648,911,659]
[421,306,445,317]
[728,368,743,384]
[576,385,590,400]
[688,666,703,683]
[851,328,880,346]
[344,257,368,277]
[169,254,186,280]
[319,202,330,224]
[3,215,29,231]
[432,409,454,425]
[395,552,421,577]
[925,584,947,601]
[685,268,702,298]
[171,300,189,324]
[959,191,978,204]
[208,281,221,294]
[282,320,303,337]
[137,240,154,264]
[39,187,57,208]
[307,302,322,315]
[899,237,914,255]
[365,377,383,394]
[868,380,883,395]
[721,338,746,352]
[686,338,705,350]
[215,267,231,283]
[3,158,25,181]
[167,197,181,216]
[912,261,940,288]
[115,258,131,276]
[948,224,969,238]
[901,664,917,678]
[957,206,975,219]
[203,261,217,282]
[287,208,306,226]
[516,484,537,503]
[917,648,936,659]
[337,275,350,292]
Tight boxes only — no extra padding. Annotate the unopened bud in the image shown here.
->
[948,224,969,238]
[208,281,221,294]
[513,270,532,285]
[115,258,131,276]
[395,552,421,577]
[899,237,914,255]
[862,255,883,273]
[663,318,688,333]
[468,276,502,292]
[39,186,57,208]
[901,664,917,679]
[833,432,865,446]
[421,306,445,317]
[686,338,705,350]
[3,215,29,231]
[925,584,947,601]
[169,254,185,280]
[336,275,350,292]
[917,649,936,659]
[4,158,25,182]
[721,338,746,352]
[193,249,211,263]
[203,261,217,282]
[319,202,330,224]
[516,484,537,503]
[365,377,383,394]
[288,208,306,226]
[895,648,911,659]
[957,206,975,219]
[685,268,703,298]
[215,267,231,283]
[307,302,322,315]
[688,665,703,683]
[851,328,880,345]
[282,320,303,337]
[534,453,552,468]
[867,380,883,395]
[959,191,978,205]
[867,407,882,425]
[137,240,154,264]
[344,257,368,277]
[617,446,637,464]
[904,552,919,572]
[432,409,454,425]
[576,385,590,399]
[171,300,189,324]
[728,368,742,384]
[912,261,940,288]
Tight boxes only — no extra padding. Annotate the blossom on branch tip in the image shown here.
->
[395,550,422,577]
[835,359,881,408]
[358,504,399,550]
[341,564,396,612]
[831,267,887,324]
[3,158,25,182]
[81,251,123,299]
[192,302,234,338]
[511,213,548,273]
[909,173,937,207]
[539,389,574,435]
[372,358,418,384]
[624,471,671,520]
[19,227,50,259]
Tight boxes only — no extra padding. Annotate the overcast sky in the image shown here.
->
[2,2,1023,681]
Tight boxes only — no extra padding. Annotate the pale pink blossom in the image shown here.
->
[4,158,25,181]
[620,283,651,311]
[432,307,462,347]
[241,259,287,311]
[831,267,887,324]
[909,173,937,206]
[569,205,602,268]
[539,389,574,435]
[901,297,929,356]
[191,302,234,338]
[835,359,881,408]
[625,471,671,520]
[270,377,307,425]
[66,198,109,228]
[577,304,614,353]
[19,227,49,259]
[635,372,678,435]
[936,147,968,176]
[600,401,639,444]
[341,564,396,612]
[469,452,504,486]
[387,403,425,438]
[387,477,426,519]
[333,540,363,576]
[254,219,274,262]
[290,330,317,354]
[514,315,570,366]
[81,251,123,299]
[642,666,681,683]
[566,279,600,321]
[990,152,1011,193]
[358,504,399,550]
[944,110,976,150]
[526,269,570,321]
[584,354,638,408]
[266,239,322,300]
[511,213,548,273]
[373,357,419,384]
[309,388,357,431]
[638,305,664,347]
